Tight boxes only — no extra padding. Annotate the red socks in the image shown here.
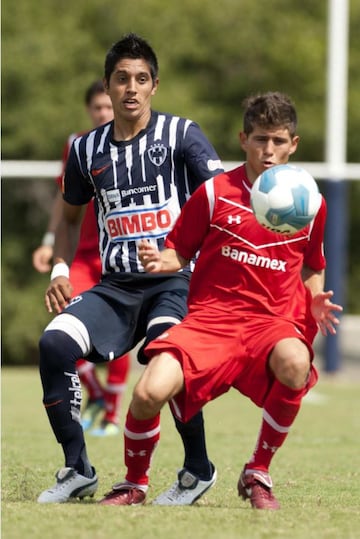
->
[124,410,161,487]
[246,380,307,472]
[77,359,103,400]
[77,354,130,424]
[103,355,130,424]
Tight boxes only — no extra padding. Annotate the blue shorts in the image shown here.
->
[63,272,189,362]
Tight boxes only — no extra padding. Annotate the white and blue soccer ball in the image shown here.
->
[250,164,322,235]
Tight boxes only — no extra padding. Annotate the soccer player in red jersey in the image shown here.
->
[32,80,130,436]
[101,92,343,509]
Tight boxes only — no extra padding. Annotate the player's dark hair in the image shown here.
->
[242,92,297,137]
[104,33,159,85]
[84,79,106,106]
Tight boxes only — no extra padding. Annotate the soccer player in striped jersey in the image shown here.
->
[37,33,223,504]
[32,80,130,437]
[100,92,342,509]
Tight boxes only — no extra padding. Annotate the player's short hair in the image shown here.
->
[242,92,297,137]
[104,33,159,85]
[84,80,106,106]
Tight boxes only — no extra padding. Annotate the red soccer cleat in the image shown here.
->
[99,482,146,506]
[238,468,280,510]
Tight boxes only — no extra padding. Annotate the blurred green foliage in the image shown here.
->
[2,0,360,364]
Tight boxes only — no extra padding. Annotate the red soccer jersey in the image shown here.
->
[56,133,99,257]
[165,164,326,323]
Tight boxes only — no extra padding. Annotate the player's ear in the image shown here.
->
[151,77,159,96]
[239,131,248,151]
[289,135,300,155]
[103,77,109,94]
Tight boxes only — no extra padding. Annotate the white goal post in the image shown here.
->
[1,160,360,180]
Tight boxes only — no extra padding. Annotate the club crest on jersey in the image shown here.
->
[148,143,167,166]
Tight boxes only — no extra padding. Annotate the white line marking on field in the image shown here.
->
[303,391,328,404]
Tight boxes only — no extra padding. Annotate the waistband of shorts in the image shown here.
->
[101,270,191,286]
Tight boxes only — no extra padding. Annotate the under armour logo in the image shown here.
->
[227,215,241,225]
[126,449,147,457]
[262,441,278,453]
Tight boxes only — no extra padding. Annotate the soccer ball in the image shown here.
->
[250,164,322,235]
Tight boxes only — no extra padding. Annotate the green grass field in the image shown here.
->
[2,366,359,539]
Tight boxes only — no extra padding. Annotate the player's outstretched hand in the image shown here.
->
[311,290,343,336]
[32,245,53,273]
[45,277,73,314]
[138,239,162,273]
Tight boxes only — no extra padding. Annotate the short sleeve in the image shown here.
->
[63,140,95,205]
[182,122,223,192]
[165,181,211,260]
[303,197,327,271]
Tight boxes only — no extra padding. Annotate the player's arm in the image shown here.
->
[302,265,342,336]
[45,201,86,314]
[301,265,325,295]
[139,180,211,274]
[45,136,94,312]
[138,240,189,273]
[32,190,64,273]
[182,122,224,189]
[32,135,72,273]
[53,200,86,266]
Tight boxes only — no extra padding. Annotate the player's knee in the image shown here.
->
[39,330,82,372]
[270,340,311,389]
[133,386,164,413]
[39,330,60,363]
[132,383,165,418]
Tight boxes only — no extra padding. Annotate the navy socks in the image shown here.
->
[39,330,92,476]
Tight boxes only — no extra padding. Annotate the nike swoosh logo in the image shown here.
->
[91,164,111,176]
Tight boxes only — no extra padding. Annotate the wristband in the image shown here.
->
[50,262,69,280]
[41,232,55,247]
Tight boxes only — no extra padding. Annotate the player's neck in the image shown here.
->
[244,163,258,185]
[113,110,152,142]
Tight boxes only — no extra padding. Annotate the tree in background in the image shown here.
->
[2,0,360,364]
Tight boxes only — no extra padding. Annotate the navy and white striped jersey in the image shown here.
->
[64,110,223,274]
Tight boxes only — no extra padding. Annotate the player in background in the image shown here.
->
[37,33,224,504]
[32,80,130,437]
[100,92,342,509]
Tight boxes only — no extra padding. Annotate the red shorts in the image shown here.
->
[145,310,318,422]
[70,253,101,296]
